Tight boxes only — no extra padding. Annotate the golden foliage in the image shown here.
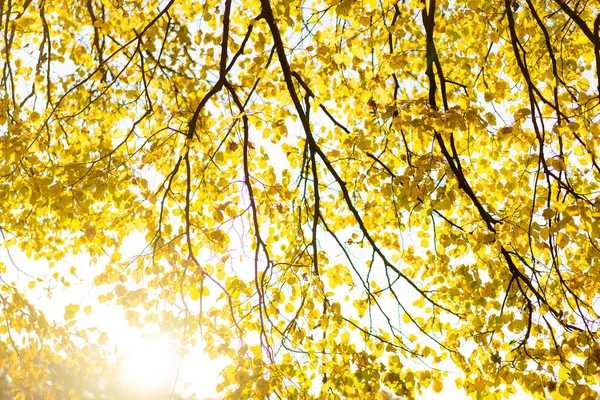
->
[1,0,600,398]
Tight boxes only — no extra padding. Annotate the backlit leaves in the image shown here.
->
[1,0,600,398]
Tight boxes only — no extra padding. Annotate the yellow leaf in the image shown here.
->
[64,304,80,320]
[542,208,555,219]
[115,285,126,297]
[285,302,294,313]
[98,332,108,345]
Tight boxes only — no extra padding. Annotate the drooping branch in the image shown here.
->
[420,0,586,344]
[260,0,459,317]
[187,0,233,140]
[224,79,275,362]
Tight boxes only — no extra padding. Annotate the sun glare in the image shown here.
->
[121,336,177,393]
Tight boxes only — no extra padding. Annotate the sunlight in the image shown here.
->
[120,335,177,393]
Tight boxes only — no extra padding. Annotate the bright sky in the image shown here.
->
[0,232,228,398]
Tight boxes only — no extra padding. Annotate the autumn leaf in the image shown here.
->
[64,304,80,321]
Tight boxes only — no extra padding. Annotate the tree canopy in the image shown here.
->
[1,0,600,398]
